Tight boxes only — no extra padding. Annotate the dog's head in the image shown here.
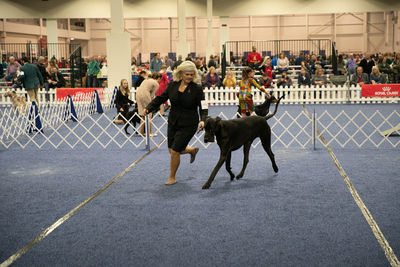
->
[4,91,16,98]
[255,94,279,116]
[204,116,222,143]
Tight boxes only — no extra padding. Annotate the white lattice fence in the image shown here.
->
[1,104,398,149]
[317,109,400,148]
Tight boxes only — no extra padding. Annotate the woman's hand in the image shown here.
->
[265,91,271,99]
[120,108,124,112]
[143,108,149,115]
[198,121,205,131]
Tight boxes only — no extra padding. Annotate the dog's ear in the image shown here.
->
[214,117,222,133]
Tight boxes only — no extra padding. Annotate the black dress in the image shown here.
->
[146,81,208,152]
[115,89,134,120]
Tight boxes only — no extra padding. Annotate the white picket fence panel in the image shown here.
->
[1,85,399,107]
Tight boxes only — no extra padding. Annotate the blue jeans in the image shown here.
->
[5,74,15,82]
[87,75,98,88]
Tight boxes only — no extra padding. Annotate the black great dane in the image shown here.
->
[202,95,283,189]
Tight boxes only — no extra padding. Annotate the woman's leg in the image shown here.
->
[166,146,199,185]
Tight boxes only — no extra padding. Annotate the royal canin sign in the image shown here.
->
[361,84,400,97]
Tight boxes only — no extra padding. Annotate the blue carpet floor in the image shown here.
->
[1,145,399,266]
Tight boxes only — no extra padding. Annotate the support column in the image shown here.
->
[363,12,368,53]
[106,0,132,88]
[219,16,230,64]
[176,0,189,59]
[47,19,59,59]
[206,0,214,62]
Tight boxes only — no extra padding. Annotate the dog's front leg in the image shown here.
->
[225,151,235,181]
[202,152,228,189]
[236,142,251,179]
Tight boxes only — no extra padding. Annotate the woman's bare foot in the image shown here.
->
[165,178,177,185]
[190,146,199,163]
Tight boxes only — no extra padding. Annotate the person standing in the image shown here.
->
[237,67,269,117]
[156,65,170,116]
[150,52,163,73]
[18,57,44,105]
[136,73,162,136]
[144,61,207,185]
[87,56,100,88]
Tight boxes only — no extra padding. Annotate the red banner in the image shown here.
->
[56,88,104,101]
[361,84,400,97]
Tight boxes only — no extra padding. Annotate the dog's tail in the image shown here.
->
[264,94,284,120]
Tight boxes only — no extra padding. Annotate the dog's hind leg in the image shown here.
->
[260,133,278,173]
[225,151,235,181]
[236,142,251,179]
[202,151,228,189]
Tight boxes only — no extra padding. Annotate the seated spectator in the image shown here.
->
[277,71,292,87]
[12,69,23,90]
[297,68,311,87]
[0,62,3,79]
[370,66,386,84]
[271,55,278,67]
[5,56,21,82]
[359,54,375,76]
[222,70,237,88]
[263,57,274,80]
[295,52,305,66]
[44,67,66,101]
[311,67,328,86]
[277,52,289,74]
[350,66,369,86]
[207,55,217,69]
[377,56,392,76]
[301,60,312,74]
[204,66,220,88]
[247,46,262,70]
[259,72,273,88]
[134,70,147,87]
[330,69,348,86]
[346,54,357,76]
[310,54,325,74]
[392,54,400,83]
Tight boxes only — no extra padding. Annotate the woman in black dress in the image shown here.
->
[113,79,135,124]
[144,61,208,185]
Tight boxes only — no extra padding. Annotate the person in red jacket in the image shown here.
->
[247,46,262,70]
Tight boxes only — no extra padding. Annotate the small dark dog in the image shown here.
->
[236,94,279,117]
[122,105,142,135]
[202,95,283,189]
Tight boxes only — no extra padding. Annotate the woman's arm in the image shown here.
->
[146,82,172,113]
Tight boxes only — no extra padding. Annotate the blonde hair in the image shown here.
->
[371,66,381,76]
[120,79,130,95]
[173,60,199,82]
